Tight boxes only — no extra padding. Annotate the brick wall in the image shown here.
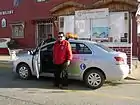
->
[101,43,132,70]
[109,47,132,69]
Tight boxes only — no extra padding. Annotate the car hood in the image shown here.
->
[16,52,31,57]
[11,50,32,60]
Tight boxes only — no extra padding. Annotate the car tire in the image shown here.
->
[84,70,105,89]
[17,63,32,80]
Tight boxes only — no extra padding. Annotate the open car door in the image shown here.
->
[33,41,44,79]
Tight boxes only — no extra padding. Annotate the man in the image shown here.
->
[53,32,73,89]
[44,34,56,43]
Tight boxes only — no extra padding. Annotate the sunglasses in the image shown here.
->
[58,36,63,38]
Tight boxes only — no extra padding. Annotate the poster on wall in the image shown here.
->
[92,27,109,39]
[75,19,90,39]
[75,20,85,33]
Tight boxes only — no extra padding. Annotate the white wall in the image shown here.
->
[64,15,75,34]
[59,15,75,34]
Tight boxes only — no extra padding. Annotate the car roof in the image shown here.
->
[69,39,97,44]
[43,39,97,46]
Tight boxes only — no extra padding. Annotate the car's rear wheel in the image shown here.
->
[17,63,32,80]
[84,70,105,89]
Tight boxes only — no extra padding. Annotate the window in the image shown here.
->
[11,23,24,38]
[59,16,64,32]
[70,43,77,54]
[70,43,92,54]
[46,24,53,35]
[36,0,49,2]
[37,23,53,44]
[59,17,64,28]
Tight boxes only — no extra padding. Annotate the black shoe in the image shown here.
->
[59,84,68,89]
[53,84,59,87]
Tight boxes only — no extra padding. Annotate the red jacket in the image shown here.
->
[53,40,73,65]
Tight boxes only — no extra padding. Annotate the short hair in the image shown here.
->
[48,34,52,37]
[58,32,64,36]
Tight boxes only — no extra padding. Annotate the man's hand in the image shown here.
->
[65,60,70,66]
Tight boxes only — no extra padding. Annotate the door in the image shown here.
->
[40,43,55,73]
[33,41,44,78]
[37,23,53,45]
[69,42,92,76]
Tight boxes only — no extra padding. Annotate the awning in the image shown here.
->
[31,16,57,24]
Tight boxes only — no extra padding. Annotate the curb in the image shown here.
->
[0,62,12,68]
[0,60,12,64]
[0,64,11,68]
[125,77,137,80]
[125,76,140,81]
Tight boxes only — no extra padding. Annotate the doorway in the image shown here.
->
[37,23,53,45]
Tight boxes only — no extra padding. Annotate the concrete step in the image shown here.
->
[128,58,140,80]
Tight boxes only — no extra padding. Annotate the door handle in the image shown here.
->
[73,57,79,60]
[84,58,88,60]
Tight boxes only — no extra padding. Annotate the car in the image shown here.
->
[11,39,130,89]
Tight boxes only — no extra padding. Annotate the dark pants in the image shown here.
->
[54,63,68,86]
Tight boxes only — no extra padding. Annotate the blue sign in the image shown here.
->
[13,0,22,7]
[80,63,86,70]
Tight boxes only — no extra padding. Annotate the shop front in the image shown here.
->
[0,0,138,69]
[49,0,138,70]
[31,16,58,45]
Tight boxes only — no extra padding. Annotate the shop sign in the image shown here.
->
[0,10,14,16]
[75,8,109,19]
[1,18,6,28]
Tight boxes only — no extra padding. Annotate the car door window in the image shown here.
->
[70,43,92,54]
[46,43,54,52]
[40,43,54,60]
[77,43,92,54]
[41,43,54,51]
[70,43,77,54]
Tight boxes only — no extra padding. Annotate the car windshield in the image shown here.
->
[94,43,114,52]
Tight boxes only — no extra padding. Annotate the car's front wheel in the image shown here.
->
[84,70,105,89]
[17,63,32,80]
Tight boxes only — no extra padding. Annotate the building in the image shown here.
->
[0,0,138,68]
[136,2,140,58]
